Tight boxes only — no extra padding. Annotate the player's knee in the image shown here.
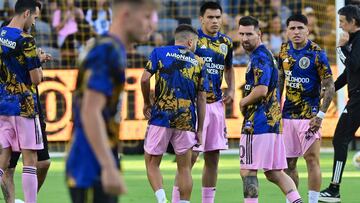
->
[304,152,319,166]
[204,154,219,169]
[191,152,199,165]
[264,171,280,184]
[37,160,51,171]
[242,176,259,198]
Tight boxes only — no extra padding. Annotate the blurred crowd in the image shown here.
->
[0,0,340,68]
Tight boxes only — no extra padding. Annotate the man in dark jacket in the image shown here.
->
[319,5,360,203]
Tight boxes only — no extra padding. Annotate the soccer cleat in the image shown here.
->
[319,187,341,203]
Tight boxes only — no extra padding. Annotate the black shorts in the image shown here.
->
[69,182,118,203]
[8,121,50,169]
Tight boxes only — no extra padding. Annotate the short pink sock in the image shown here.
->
[22,166,38,203]
[202,187,216,203]
[172,186,180,203]
[286,190,302,203]
[244,198,258,203]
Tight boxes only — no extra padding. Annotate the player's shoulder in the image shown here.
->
[154,45,174,52]
[218,32,233,45]
[20,32,34,39]
[309,41,323,52]
[252,46,273,63]
[279,41,290,52]
[195,54,204,65]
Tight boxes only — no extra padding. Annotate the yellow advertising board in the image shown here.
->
[38,67,357,141]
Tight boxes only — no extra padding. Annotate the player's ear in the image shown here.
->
[24,9,31,18]
[258,30,262,39]
[199,15,204,25]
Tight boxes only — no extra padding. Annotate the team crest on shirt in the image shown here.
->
[299,57,310,69]
[1,30,6,36]
[220,43,228,55]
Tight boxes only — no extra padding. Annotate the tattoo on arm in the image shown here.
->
[320,77,335,113]
[243,176,259,198]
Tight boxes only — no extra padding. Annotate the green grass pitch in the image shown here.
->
[5,151,359,203]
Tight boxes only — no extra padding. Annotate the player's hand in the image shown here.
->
[309,116,322,132]
[38,48,53,63]
[239,100,246,116]
[338,32,349,47]
[143,103,152,120]
[101,166,127,195]
[222,89,234,104]
[195,130,202,147]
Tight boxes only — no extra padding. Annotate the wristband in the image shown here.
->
[316,111,326,119]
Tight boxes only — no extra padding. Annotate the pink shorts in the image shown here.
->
[144,125,196,155]
[193,101,228,152]
[0,116,44,152]
[239,133,287,171]
[282,119,321,158]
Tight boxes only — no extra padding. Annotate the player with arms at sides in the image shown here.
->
[278,14,335,203]
[0,0,45,202]
[238,16,303,203]
[173,2,235,202]
[66,0,159,202]
[142,24,208,203]
[0,1,52,203]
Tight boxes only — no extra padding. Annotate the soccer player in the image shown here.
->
[0,2,52,202]
[0,0,45,202]
[173,2,235,202]
[278,14,335,203]
[320,5,360,202]
[238,16,303,203]
[142,24,208,203]
[65,1,158,202]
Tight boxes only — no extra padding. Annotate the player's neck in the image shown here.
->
[292,40,308,50]
[7,16,25,30]
[201,27,218,37]
[350,27,360,34]
[108,25,128,47]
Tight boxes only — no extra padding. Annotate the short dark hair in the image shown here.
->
[200,1,222,16]
[175,24,198,35]
[286,14,308,26]
[14,0,37,14]
[238,16,259,29]
[338,5,360,27]
[36,1,42,10]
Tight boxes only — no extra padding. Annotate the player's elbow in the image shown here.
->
[141,77,150,85]
[255,86,268,98]
[29,68,43,85]
[197,91,206,102]
[327,85,336,98]
[141,72,151,85]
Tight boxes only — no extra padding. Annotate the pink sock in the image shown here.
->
[286,190,303,203]
[244,198,258,203]
[202,187,216,203]
[172,186,180,203]
[22,166,38,203]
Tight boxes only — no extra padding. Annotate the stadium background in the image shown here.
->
[0,0,358,152]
